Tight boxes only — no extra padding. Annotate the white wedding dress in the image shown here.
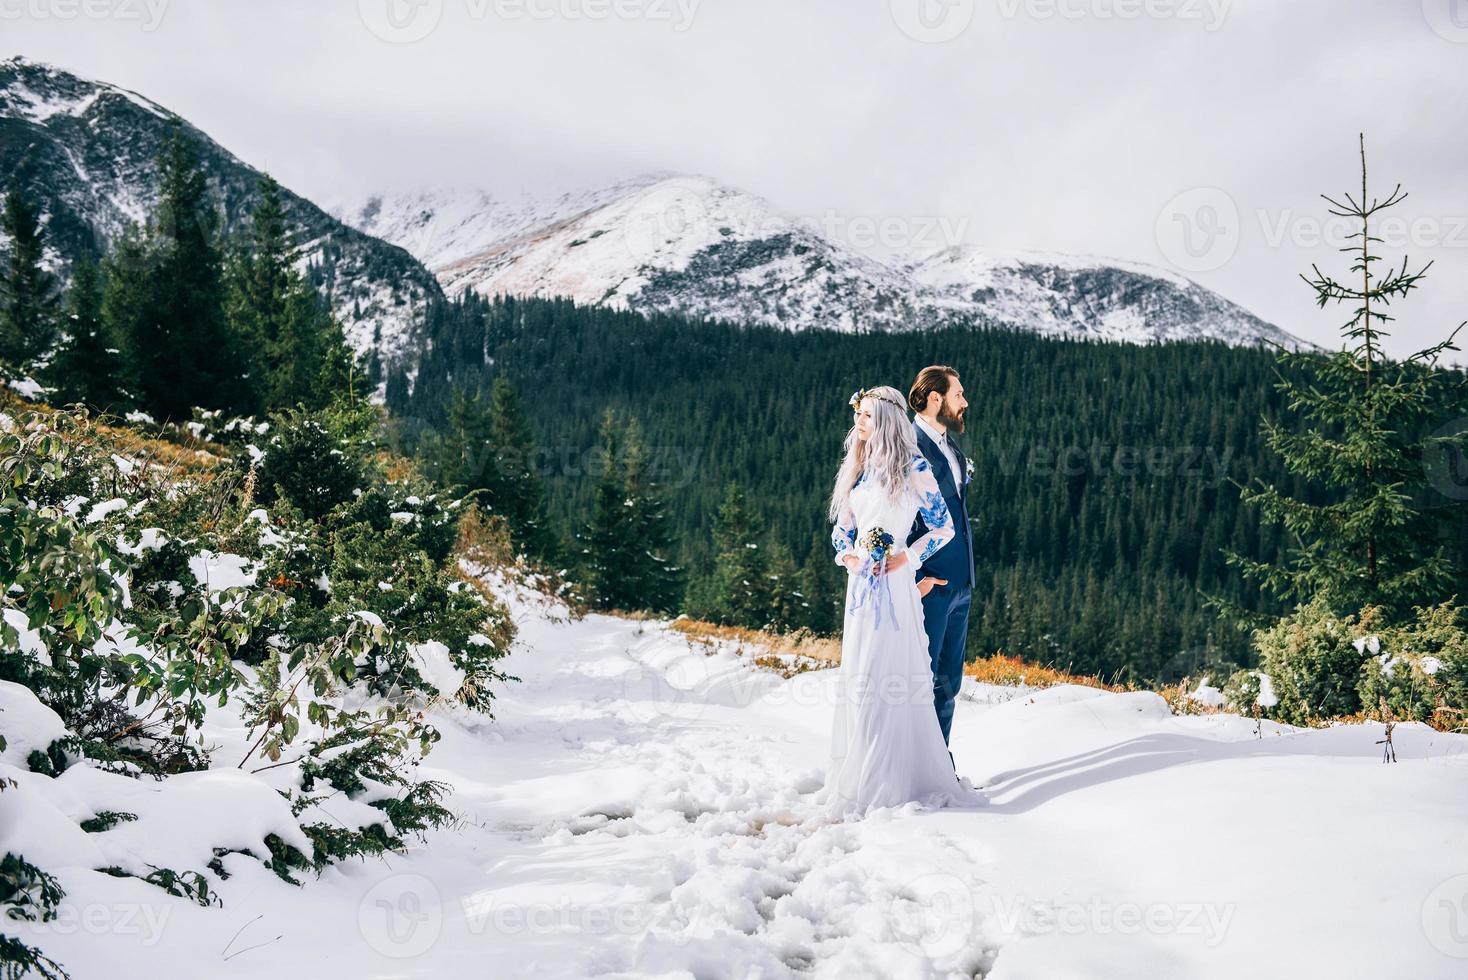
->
[819,453,986,819]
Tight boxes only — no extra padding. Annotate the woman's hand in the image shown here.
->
[872,551,909,575]
[840,553,861,574]
[916,575,948,598]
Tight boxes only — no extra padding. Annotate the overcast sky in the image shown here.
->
[6,0,1467,356]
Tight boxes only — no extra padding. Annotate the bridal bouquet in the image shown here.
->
[848,526,900,630]
[860,527,895,562]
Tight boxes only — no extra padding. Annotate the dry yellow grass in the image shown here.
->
[670,618,841,664]
[1,391,225,481]
[961,651,1127,694]
[667,618,1159,692]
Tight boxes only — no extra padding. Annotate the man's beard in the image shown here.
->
[938,403,966,434]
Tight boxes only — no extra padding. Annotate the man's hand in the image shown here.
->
[916,575,948,598]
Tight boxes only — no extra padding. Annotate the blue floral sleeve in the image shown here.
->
[906,456,954,569]
[831,495,857,566]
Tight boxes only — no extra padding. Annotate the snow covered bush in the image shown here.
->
[1355,600,1468,725]
[1221,668,1276,716]
[1234,597,1468,728]
[1247,597,1375,725]
[254,408,366,521]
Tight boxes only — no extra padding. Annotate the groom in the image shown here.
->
[907,366,974,766]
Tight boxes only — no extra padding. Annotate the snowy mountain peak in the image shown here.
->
[0,56,171,125]
[347,175,1309,347]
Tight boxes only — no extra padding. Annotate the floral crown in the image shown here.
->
[848,388,905,412]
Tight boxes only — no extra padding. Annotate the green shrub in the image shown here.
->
[0,853,63,923]
[0,934,69,980]
[1221,668,1272,716]
[1357,600,1468,725]
[1,401,511,893]
[255,411,366,520]
[1250,597,1374,725]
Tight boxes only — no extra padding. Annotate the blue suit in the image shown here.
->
[908,421,974,754]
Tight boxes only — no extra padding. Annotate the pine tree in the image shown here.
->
[225,173,351,411]
[100,227,154,413]
[1222,135,1468,624]
[485,376,552,558]
[620,416,681,612]
[312,309,360,407]
[433,385,493,487]
[384,365,410,414]
[128,127,250,419]
[0,188,61,378]
[708,482,773,629]
[582,410,640,610]
[577,411,681,611]
[46,256,126,412]
[764,540,805,633]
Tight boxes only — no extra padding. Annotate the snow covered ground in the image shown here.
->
[7,581,1468,979]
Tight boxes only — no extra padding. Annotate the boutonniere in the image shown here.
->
[964,457,975,485]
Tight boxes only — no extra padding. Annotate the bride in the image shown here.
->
[818,385,987,819]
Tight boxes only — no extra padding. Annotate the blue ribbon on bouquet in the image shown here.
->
[848,552,900,631]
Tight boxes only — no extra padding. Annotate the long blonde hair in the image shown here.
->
[828,385,918,522]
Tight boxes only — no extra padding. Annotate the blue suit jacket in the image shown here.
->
[908,421,974,590]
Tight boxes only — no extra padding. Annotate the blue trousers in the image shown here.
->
[920,583,972,754]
